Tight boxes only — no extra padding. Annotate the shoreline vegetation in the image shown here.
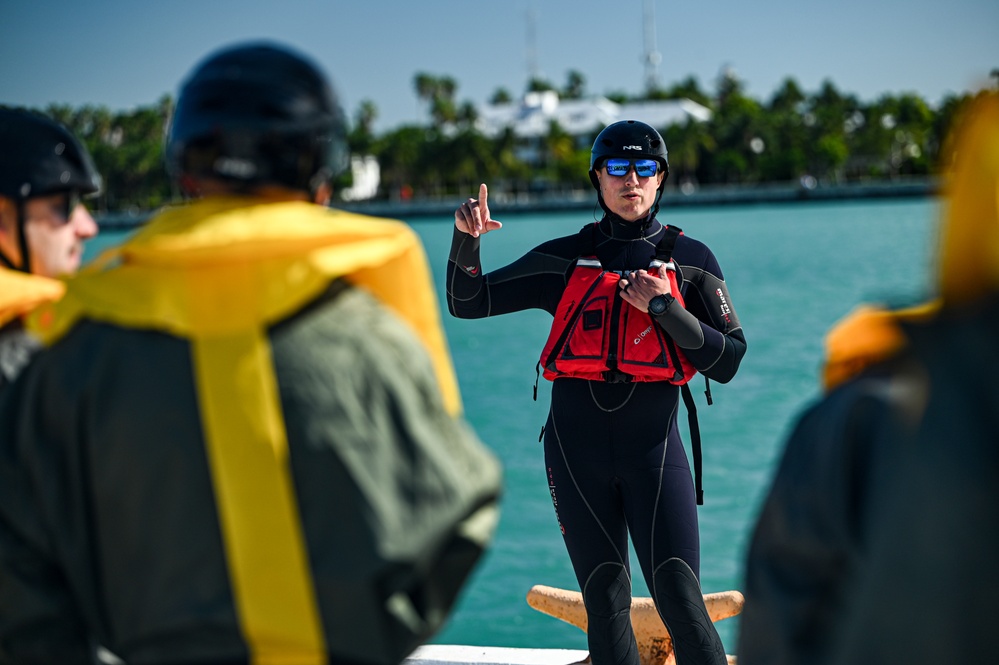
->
[97,176,938,228]
[341,175,938,219]
[15,70,988,221]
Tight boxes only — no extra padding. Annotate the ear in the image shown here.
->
[313,182,332,206]
[0,197,15,238]
[178,174,201,198]
[0,197,21,264]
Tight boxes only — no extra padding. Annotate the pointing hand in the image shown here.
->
[455,183,503,237]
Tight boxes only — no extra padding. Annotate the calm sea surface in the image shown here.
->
[87,198,939,655]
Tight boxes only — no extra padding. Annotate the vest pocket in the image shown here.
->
[563,296,609,359]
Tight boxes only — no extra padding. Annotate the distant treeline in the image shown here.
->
[11,70,995,212]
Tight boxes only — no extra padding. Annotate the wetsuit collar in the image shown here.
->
[598,212,663,240]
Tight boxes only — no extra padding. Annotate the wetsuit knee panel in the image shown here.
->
[652,558,727,665]
[582,562,633,618]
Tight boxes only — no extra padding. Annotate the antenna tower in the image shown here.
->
[526,7,540,84]
[643,0,663,92]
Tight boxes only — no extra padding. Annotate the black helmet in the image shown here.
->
[0,108,102,201]
[588,120,670,191]
[165,41,349,194]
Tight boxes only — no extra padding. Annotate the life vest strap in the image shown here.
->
[656,225,682,262]
[680,382,704,505]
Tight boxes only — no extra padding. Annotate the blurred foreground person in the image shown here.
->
[0,108,100,391]
[0,42,500,664]
[738,92,999,664]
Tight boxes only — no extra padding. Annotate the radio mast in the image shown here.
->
[526,7,540,84]
[643,0,663,93]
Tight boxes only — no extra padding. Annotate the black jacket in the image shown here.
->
[739,296,999,664]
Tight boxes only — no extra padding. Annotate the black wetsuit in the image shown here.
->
[447,213,746,665]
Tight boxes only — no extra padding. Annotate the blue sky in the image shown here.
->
[3,0,997,133]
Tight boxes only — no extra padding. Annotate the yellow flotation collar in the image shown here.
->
[0,268,64,328]
[821,301,939,391]
[822,93,999,392]
[31,197,462,664]
[938,93,999,306]
[32,196,461,414]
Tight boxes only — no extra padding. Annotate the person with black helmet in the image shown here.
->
[448,120,747,664]
[0,108,101,391]
[0,42,500,664]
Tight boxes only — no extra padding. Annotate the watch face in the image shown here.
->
[649,295,667,315]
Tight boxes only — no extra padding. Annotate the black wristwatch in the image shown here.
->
[648,293,674,316]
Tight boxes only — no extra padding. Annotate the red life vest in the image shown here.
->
[539,224,697,385]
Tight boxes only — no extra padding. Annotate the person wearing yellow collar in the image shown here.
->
[738,91,999,663]
[0,42,500,665]
[0,108,101,391]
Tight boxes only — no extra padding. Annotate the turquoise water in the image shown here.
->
[87,198,939,655]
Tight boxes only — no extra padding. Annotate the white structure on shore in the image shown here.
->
[339,93,712,201]
[474,91,711,165]
[475,91,711,140]
[340,155,381,202]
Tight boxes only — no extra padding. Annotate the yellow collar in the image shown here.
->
[0,268,64,328]
[31,196,461,415]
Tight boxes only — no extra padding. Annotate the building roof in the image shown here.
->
[475,91,711,139]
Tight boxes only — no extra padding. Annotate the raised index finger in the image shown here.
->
[478,183,490,222]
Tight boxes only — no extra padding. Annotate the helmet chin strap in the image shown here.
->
[0,248,16,270]
[649,187,664,219]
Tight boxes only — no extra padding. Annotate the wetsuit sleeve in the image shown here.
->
[0,369,91,663]
[660,244,746,383]
[446,227,574,318]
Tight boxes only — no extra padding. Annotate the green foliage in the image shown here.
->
[561,71,587,100]
[43,97,173,212]
[527,77,555,93]
[489,88,514,104]
[19,70,981,211]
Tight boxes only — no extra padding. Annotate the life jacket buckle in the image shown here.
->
[602,370,633,384]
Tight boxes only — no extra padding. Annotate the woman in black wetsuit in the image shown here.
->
[447,121,747,665]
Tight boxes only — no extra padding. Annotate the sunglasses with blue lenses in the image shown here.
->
[604,158,659,177]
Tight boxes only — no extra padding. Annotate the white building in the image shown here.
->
[476,91,711,137]
[340,154,381,202]
[474,91,711,165]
